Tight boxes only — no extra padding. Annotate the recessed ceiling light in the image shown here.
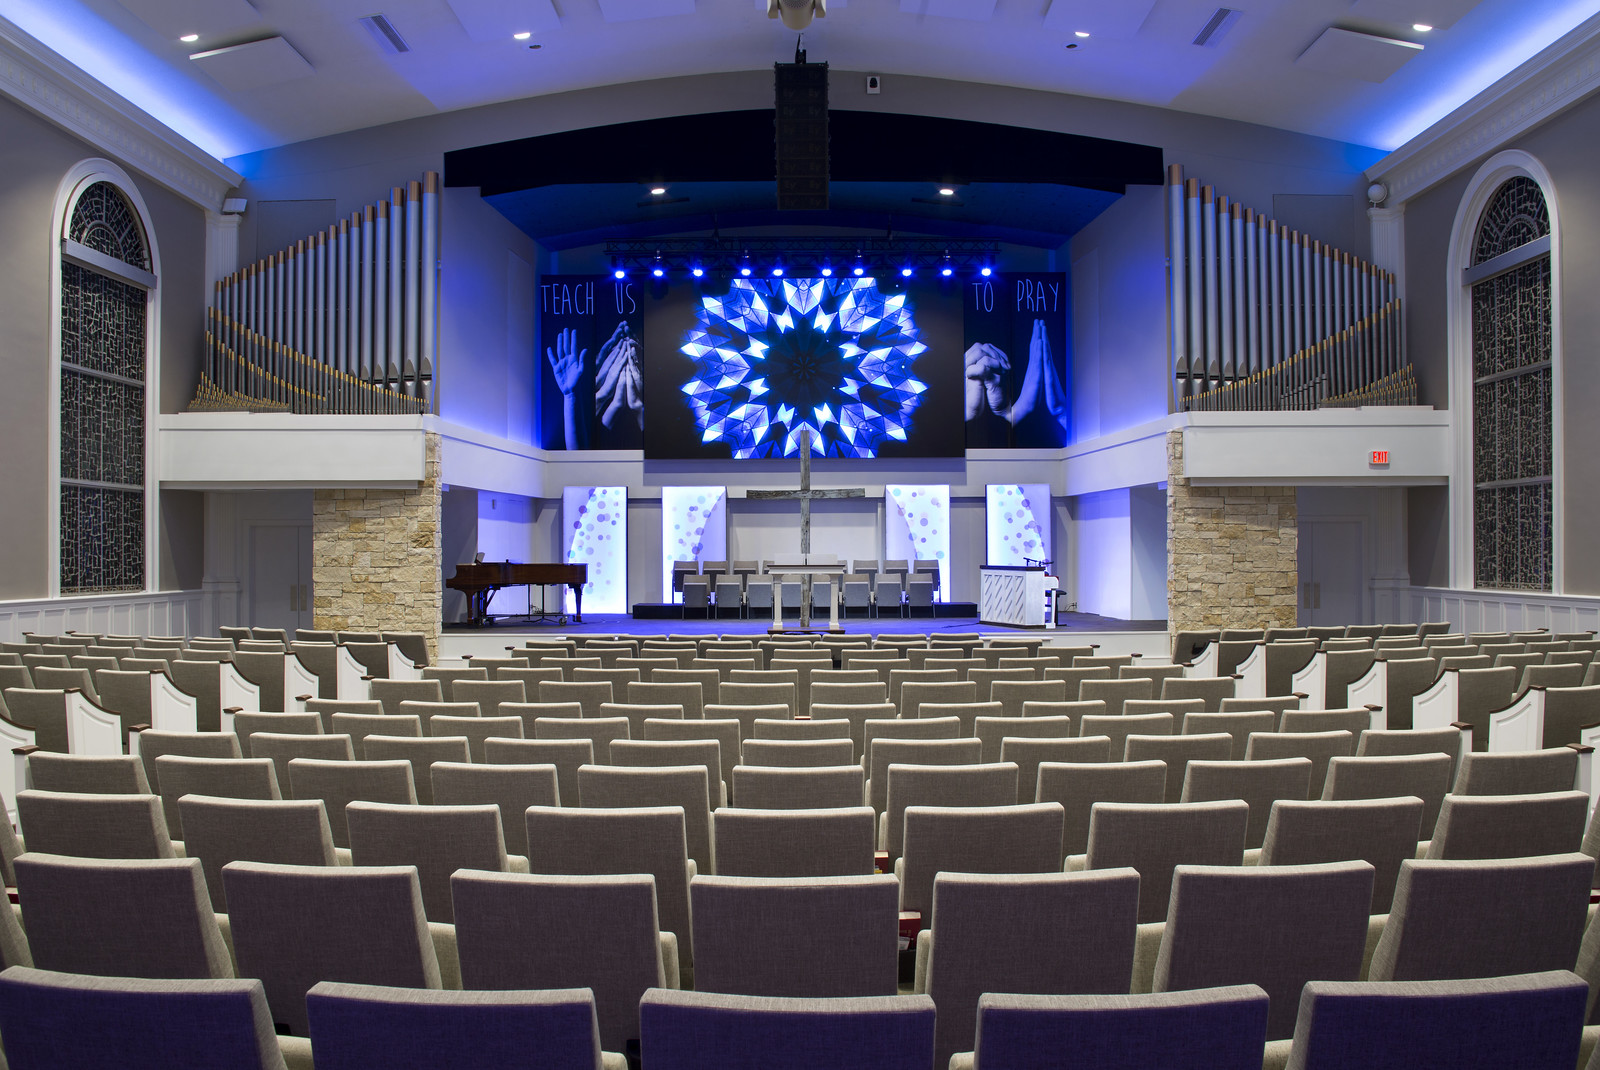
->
[650,186,667,195]
[1064,42,1079,49]
[1412,23,1432,32]
[938,187,956,196]
[179,33,199,42]
[1074,30,1090,37]
[513,31,531,39]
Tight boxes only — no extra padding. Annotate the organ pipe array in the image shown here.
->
[192,172,441,415]
[1167,164,1412,413]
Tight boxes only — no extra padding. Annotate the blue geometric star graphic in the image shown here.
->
[678,277,929,459]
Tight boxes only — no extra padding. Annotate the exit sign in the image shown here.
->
[1371,450,1390,465]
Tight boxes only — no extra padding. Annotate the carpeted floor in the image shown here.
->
[443,611,1166,638]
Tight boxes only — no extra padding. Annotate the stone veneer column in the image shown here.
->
[312,432,442,664]
[1167,429,1298,639]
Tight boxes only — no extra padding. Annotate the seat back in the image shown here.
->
[483,737,590,806]
[430,762,557,857]
[1180,711,1277,760]
[1084,800,1249,923]
[1323,753,1455,837]
[691,874,900,997]
[177,795,339,910]
[222,861,441,1036]
[345,801,508,922]
[884,763,1019,861]
[578,764,713,873]
[28,752,149,795]
[17,789,173,859]
[1259,797,1424,912]
[900,803,1066,915]
[1242,730,1354,800]
[730,765,865,810]
[713,806,875,877]
[359,736,468,806]
[0,967,288,1070]
[1453,748,1579,795]
[286,758,418,848]
[1285,973,1588,1070]
[639,989,935,1070]
[330,712,423,758]
[1001,737,1111,804]
[1123,733,1234,802]
[450,871,662,1051]
[302,699,383,734]
[1036,760,1167,856]
[1160,676,1236,712]
[1180,758,1314,849]
[367,679,444,717]
[451,679,527,719]
[1155,861,1375,1040]
[525,805,695,967]
[1369,854,1594,982]
[1079,713,1174,765]
[866,737,981,813]
[1425,790,1588,860]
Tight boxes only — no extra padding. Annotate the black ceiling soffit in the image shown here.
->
[445,110,1163,196]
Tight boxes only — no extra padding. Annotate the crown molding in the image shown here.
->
[0,15,240,211]
[1367,12,1600,206]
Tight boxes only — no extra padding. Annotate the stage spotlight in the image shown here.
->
[613,266,626,280]
[771,264,784,277]
[652,265,665,278]
[819,264,833,277]
[691,265,705,278]
[853,264,865,276]
[901,265,914,277]
[979,265,993,277]
[940,252,953,277]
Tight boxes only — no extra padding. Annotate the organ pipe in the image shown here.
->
[197,171,438,415]
[1166,165,1408,413]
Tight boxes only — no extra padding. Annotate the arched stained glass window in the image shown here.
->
[1470,175,1552,591]
[60,180,150,593]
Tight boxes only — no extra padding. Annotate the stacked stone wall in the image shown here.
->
[312,432,441,663]
[1167,429,1298,637]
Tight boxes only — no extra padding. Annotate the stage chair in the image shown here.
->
[450,872,666,1057]
[691,874,900,997]
[883,763,1018,861]
[713,806,875,878]
[899,803,1065,916]
[578,764,714,874]
[223,861,440,1037]
[1369,854,1593,982]
[1259,797,1423,912]
[1453,748,1579,795]
[1425,790,1588,860]
[1083,800,1248,923]
[1181,710,1277,760]
[1323,753,1452,838]
[485,738,590,806]
[1180,758,1313,850]
[0,968,294,1070]
[451,678,527,718]
[639,989,934,1070]
[731,765,865,810]
[1124,733,1233,802]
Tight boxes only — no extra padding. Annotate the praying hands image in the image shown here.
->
[546,320,643,449]
[964,318,1069,443]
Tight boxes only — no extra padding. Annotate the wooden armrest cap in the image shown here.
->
[1566,743,1595,754]
[1365,704,1383,711]
[130,724,150,733]
[12,746,38,756]
[223,706,243,714]
[295,694,313,702]
[1450,721,1472,730]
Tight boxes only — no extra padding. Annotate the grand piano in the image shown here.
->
[446,561,588,626]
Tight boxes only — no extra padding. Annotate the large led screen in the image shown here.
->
[538,273,1066,455]
[562,485,627,614]
[986,484,1053,567]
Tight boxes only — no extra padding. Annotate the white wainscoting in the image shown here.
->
[0,590,205,642]
[1398,586,1600,634]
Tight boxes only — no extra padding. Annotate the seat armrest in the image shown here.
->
[429,921,460,989]
[658,931,680,990]
[913,928,933,994]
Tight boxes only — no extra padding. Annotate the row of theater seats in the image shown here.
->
[6,720,1600,1059]
[3,966,1592,1070]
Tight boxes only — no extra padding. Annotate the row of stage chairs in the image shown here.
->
[671,558,943,618]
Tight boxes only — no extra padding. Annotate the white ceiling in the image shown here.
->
[6,0,1597,160]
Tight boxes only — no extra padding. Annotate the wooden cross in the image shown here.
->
[746,429,866,626]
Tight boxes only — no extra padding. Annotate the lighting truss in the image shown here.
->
[605,238,999,276]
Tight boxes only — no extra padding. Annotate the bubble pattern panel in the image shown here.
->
[660,486,727,601]
[986,484,1051,567]
[886,485,949,596]
[563,486,628,614]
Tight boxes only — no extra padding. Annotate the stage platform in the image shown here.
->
[439,611,1170,663]
[629,602,979,620]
